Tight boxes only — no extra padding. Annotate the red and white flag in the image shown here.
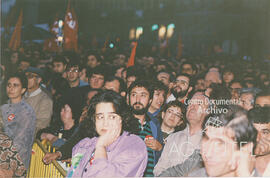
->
[43,16,61,52]
[63,0,78,52]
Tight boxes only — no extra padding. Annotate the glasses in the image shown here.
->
[25,73,39,79]
[67,69,79,73]
[95,113,120,121]
[166,109,183,119]
[174,80,188,86]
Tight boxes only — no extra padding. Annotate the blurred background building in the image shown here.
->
[1,0,270,58]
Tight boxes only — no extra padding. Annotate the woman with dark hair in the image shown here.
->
[66,90,147,177]
[36,101,77,147]
[0,72,36,169]
[49,75,70,126]
[222,67,236,87]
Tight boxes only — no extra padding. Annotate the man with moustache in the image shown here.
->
[154,92,209,176]
[166,73,193,104]
[127,80,163,177]
[248,107,270,176]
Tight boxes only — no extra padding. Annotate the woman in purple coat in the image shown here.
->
[67,90,148,177]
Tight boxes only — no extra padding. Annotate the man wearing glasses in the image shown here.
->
[159,100,187,142]
[166,73,193,104]
[24,67,53,133]
[66,62,88,88]
[154,92,209,176]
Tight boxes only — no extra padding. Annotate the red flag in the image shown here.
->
[8,10,23,51]
[43,16,61,52]
[4,3,17,37]
[63,0,78,52]
[101,37,109,53]
[127,42,138,67]
[176,35,183,59]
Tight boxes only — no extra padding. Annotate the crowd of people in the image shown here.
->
[0,41,270,177]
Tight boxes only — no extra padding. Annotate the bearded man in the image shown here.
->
[127,80,163,177]
[167,73,193,104]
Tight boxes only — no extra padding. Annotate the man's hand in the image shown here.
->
[229,143,255,177]
[61,158,71,164]
[43,152,62,165]
[255,137,270,156]
[145,138,163,151]
[41,133,58,143]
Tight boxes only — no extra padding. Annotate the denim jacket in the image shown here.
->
[1,99,36,169]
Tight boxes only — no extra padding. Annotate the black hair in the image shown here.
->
[202,105,257,150]
[85,50,102,63]
[105,76,126,93]
[127,80,154,100]
[159,100,187,132]
[181,61,197,73]
[53,55,67,65]
[248,107,270,124]
[6,72,28,89]
[19,56,33,66]
[255,89,270,101]
[66,60,82,71]
[126,66,146,80]
[152,80,169,99]
[209,83,231,103]
[156,69,175,82]
[50,75,70,98]
[175,72,195,92]
[175,72,192,85]
[87,65,107,78]
[222,66,236,75]
[86,90,140,137]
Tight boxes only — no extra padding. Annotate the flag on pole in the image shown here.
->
[101,37,109,53]
[4,3,17,37]
[63,0,78,52]
[8,10,23,51]
[176,35,183,59]
[127,42,138,67]
[43,16,61,52]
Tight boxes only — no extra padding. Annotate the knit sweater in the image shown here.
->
[24,88,53,133]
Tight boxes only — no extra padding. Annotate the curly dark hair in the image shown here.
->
[6,72,28,89]
[86,90,140,137]
[158,100,187,132]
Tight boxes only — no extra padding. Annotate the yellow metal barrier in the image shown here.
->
[27,139,68,178]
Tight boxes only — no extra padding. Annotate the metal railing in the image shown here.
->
[27,140,67,178]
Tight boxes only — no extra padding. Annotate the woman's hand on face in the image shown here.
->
[96,118,122,148]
